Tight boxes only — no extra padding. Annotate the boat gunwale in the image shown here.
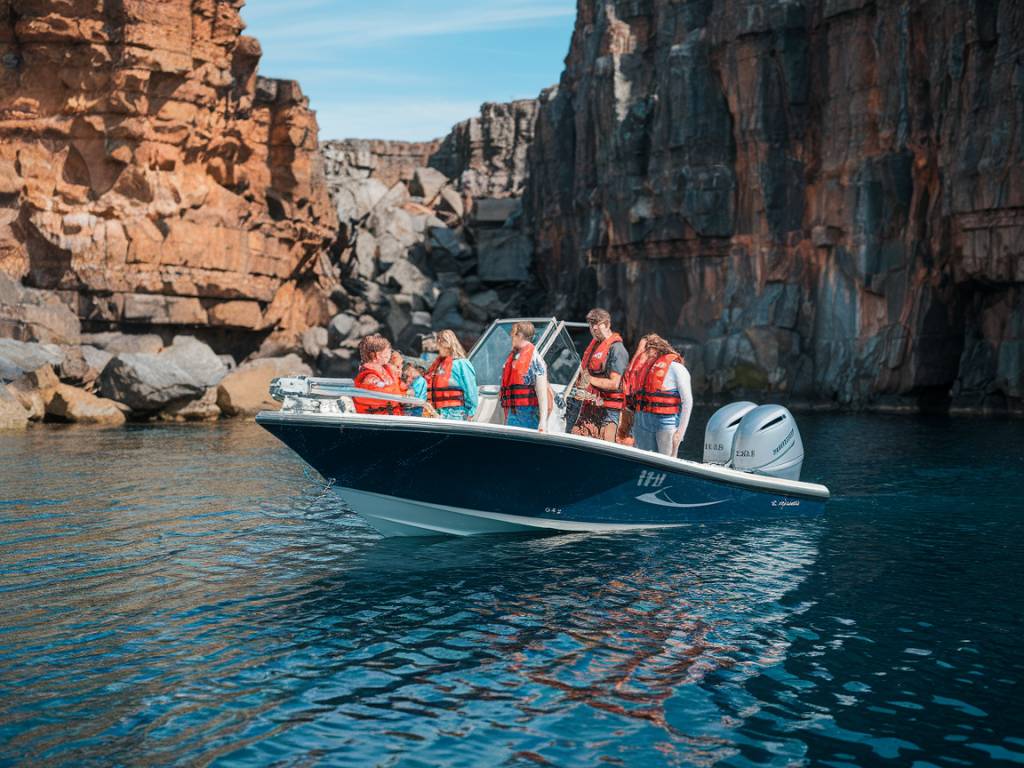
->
[255,410,831,501]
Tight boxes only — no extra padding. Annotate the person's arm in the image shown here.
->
[672,364,693,455]
[455,359,479,416]
[535,372,549,432]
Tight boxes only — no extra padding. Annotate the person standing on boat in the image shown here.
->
[617,333,656,446]
[425,329,478,421]
[500,321,551,432]
[352,334,404,415]
[632,334,693,456]
[572,308,629,442]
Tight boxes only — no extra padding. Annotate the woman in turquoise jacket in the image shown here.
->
[425,329,478,420]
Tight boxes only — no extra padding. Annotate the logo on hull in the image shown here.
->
[635,487,727,509]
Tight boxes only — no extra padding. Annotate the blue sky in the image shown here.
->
[241,1,576,142]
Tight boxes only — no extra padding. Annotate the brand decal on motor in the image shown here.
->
[772,428,795,456]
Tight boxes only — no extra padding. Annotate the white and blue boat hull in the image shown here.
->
[257,412,830,537]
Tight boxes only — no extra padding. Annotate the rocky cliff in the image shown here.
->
[0,0,337,347]
[525,0,1024,413]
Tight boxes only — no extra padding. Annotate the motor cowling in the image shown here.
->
[731,405,804,481]
[703,401,759,465]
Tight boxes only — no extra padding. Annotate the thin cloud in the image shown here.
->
[253,1,575,48]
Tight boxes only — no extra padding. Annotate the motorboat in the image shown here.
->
[256,318,830,537]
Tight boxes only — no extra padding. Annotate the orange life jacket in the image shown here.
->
[581,333,626,409]
[353,363,403,415]
[634,354,684,415]
[426,355,465,409]
[622,348,649,410]
[500,343,539,412]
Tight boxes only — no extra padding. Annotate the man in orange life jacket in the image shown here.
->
[500,321,551,432]
[571,308,629,442]
[352,334,404,415]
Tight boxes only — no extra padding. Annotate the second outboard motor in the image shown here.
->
[731,405,804,481]
[703,401,758,465]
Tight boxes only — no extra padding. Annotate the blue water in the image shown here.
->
[0,412,1022,766]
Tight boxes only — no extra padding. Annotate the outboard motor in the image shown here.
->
[703,401,759,465]
[731,405,804,481]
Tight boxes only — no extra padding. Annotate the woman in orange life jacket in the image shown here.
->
[424,329,478,421]
[616,333,658,446]
[571,307,629,442]
[631,334,694,457]
[500,320,551,432]
[352,334,405,415]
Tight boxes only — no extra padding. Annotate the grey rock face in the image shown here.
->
[522,0,1024,412]
[98,353,205,412]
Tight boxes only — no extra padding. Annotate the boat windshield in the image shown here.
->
[541,326,581,388]
[469,319,553,387]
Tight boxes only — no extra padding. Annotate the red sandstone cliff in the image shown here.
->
[525,0,1023,412]
[0,0,337,342]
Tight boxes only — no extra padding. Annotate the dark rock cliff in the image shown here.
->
[524,0,1024,412]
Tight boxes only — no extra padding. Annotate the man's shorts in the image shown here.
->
[571,403,620,436]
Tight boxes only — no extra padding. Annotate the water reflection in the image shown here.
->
[1,416,1022,766]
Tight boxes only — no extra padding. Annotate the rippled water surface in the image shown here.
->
[1,412,1022,766]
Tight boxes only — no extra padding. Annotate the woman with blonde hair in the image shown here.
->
[424,329,478,420]
[631,334,693,457]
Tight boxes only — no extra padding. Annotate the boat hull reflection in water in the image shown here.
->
[257,412,829,537]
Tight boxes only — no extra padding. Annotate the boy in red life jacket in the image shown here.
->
[352,334,404,415]
[571,307,629,442]
[500,321,551,432]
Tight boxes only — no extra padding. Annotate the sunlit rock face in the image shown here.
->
[0,0,337,338]
[524,0,1024,412]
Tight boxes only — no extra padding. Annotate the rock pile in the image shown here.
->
[316,106,542,377]
[0,330,308,429]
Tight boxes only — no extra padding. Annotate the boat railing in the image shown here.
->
[269,376,440,418]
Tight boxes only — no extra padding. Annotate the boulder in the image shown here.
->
[98,353,205,412]
[376,234,407,271]
[438,187,464,219]
[351,231,378,280]
[327,313,357,348]
[0,386,29,430]
[476,230,532,282]
[432,288,462,326]
[410,166,449,203]
[160,336,228,388]
[159,388,221,422]
[334,177,390,221]
[472,198,520,226]
[216,355,312,417]
[355,314,382,338]
[0,275,81,346]
[58,347,98,387]
[81,345,114,374]
[317,347,358,378]
[81,332,164,355]
[381,260,434,297]
[301,326,329,359]
[250,330,303,361]
[46,384,126,426]
[386,295,413,339]
[6,365,60,420]
[0,339,65,383]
